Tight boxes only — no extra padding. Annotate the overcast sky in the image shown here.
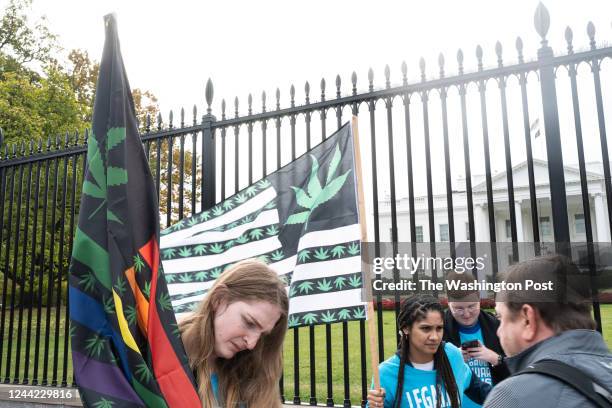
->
[22,0,612,116]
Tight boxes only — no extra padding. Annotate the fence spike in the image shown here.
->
[180,107,185,128]
[64,131,70,148]
[169,110,174,129]
[290,84,295,107]
[55,134,61,149]
[12,143,17,158]
[221,99,226,120]
[564,27,573,54]
[384,64,391,88]
[205,78,214,114]
[587,21,596,50]
[37,138,43,153]
[335,74,341,99]
[146,113,151,133]
[193,105,197,126]
[3,145,8,159]
[351,72,357,95]
[457,49,464,75]
[534,2,550,44]
[248,93,253,115]
[320,78,326,101]
[29,139,35,154]
[516,37,525,63]
[74,131,79,146]
[276,88,280,110]
[438,54,445,78]
[419,57,426,82]
[495,41,503,67]
[368,68,374,92]
[234,96,239,118]
[305,81,310,104]
[0,127,3,148]
[84,129,89,146]
[157,113,162,130]
[401,61,408,85]
[20,140,26,156]
[476,45,483,71]
[262,91,267,113]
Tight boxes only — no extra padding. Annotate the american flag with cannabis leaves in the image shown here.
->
[160,123,367,327]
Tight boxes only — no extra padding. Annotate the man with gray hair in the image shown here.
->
[484,255,611,407]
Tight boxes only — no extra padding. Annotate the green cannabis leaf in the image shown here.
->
[286,144,351,228]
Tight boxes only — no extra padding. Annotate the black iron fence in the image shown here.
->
[0,4,611,406]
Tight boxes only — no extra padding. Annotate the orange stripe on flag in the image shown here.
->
[142,236,200,407]
[125,267,149,336]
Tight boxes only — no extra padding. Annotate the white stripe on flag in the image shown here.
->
[267,255,298,276]
[162,236,282,274]
[160,187,276,247]
[168,280,215,297]
[288,289,365,314]
[291,256,360,281]
[166,210,278,246]
[297,224,361,251]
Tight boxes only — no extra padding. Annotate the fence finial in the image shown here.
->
[221,99,226,120]
[587,21,596,50]
[37,138,43,153]
[368,68,374,92]
[401,61,408,85]
[476,45,483,71]
[248,93,253,115]
[351,72,357,95]
[193,105,197,126]
[564,27,573,54]
[384,65,391,88]
[438,54,445,78]
[262,91,267,112]
[234,96,239,118]
[290,84,295,107]
[206,78,214,114]
[534,2,550,45]
[419,57,426,82]
[0,127,3,149]
[169,110,174,129]
[276,88,280,110]
[457,49,464,75]
[180,107,185,128]
[305,81,310,104]
[320,78,326,101]
[495,41,503,67]
[516,37,524,63]
[335,75,341,99]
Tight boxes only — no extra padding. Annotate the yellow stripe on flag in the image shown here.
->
[125,267,149,336]
[113,289,141,354]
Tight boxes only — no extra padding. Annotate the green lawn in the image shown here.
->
[0,305,609,406]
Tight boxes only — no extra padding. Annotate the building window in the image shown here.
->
[505,219,512,239]
[540,216,551,237]
[575,214,585,234]
[439,224,449,242]
[415,226,423,243]
[465,222,471,241]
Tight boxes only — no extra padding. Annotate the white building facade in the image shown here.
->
[379,159,611,243]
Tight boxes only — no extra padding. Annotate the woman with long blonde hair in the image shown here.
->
[179,259,289,407]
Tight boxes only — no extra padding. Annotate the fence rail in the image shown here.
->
[0,4,611,406]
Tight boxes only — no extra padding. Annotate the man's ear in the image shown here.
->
[520,304,538,342]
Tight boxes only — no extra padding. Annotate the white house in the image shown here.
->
[378,159,611,243]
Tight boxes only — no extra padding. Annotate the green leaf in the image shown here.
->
[125,305,137,326]
[114,276,127,296]
[298,281,314,294]
[312,169,351,210]
[298,250,311,263]
[103,296,115,314]
[334,276,347,289]
[223,200,234,210]
[210,268,222,278]
[313,248,330,260]
[212,207,224,216]
[165,274,176,283]
[82,181,105,199]
[209,243,223,254]
[266,225,279,236]
[135,363,153,383]
[302,313,318,325]
[291,186,314,210]
[338,309,351,320]
[353,308,366,319]
[79,271,96,292]
[107,128,126,151]
[348,275,362,288]
[195,271,208,281]
[158,292,172,311]
[317,278,332,292]
[249,228,264,240]
[347,242,360,256]
[193,244,207,255]
[86,135,106,190]
[321,311,336,323]
[162,248,176,259]
[236,235,248,244]
[85,335,105,358]
[270,250,284,262]
[286,211,310,225]
[178,273,192,283]
[306,155,322,198]
[234,193,247,203]
[288,315,299,328]
[107,166,128,186]
[133,254,145,273]
[326,144,342,184]
[257,179,271,189]
[143,281,151,299]
[331,245,346,258]
[178,247,192,257]
[245,186,258,197]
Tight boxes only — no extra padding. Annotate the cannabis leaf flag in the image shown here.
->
[160,122,366,327]
[69,14,199,408]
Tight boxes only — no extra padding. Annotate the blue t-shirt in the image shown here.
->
[370,343,473,408]
[211,373,220,402]
[458,322,492,408]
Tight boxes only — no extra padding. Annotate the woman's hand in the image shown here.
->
[367,388,386,408]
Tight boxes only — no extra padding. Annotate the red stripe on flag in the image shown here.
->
[141,237,200,407]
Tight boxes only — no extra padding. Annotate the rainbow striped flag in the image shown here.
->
[68,14,199,408]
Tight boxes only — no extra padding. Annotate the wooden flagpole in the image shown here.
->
[351,115,380,389]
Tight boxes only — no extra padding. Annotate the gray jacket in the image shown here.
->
[484,330,612,408]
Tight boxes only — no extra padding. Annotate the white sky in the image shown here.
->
[7,0,612,230]
[20,0,612,116]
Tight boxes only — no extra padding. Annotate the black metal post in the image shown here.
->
[202,79,217,210]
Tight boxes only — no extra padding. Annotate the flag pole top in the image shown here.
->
[103,13,118,28]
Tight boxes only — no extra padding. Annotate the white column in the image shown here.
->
[474,204,490,242]
[594,194,610,242]
[514,201,524,241]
